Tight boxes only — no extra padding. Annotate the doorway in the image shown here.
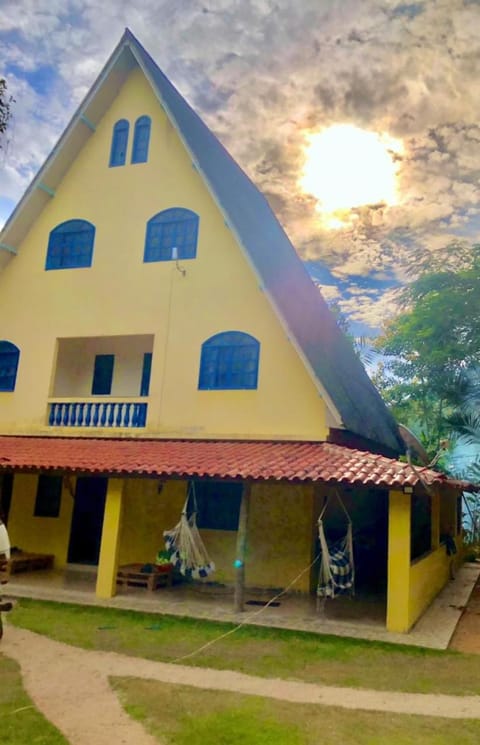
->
[67,477,107,565]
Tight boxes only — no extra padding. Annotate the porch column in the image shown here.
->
[431,491,440,550]
[234,482,251,613]
[386,489,411,633]
[96,478,125,599]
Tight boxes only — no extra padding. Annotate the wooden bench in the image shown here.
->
[116,563,173,591]
[8,552,55,575]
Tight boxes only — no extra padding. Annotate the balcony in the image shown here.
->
[48,335,153,430]
[48,398,147,428]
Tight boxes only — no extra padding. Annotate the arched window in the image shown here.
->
[144,208,199,263]
[131,115,151,164]
[0,341,20,392]
[198,332,260,390]
[109,119,129,167]
[46,219,95,270]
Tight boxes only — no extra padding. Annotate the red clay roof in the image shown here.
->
[0,436,472,491]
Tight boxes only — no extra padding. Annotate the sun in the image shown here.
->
[300,124,403,226]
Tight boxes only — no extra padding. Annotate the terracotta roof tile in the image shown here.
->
[0,435,475,491]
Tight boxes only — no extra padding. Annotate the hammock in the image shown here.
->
[317,492,355,600]
[163,484,215,580]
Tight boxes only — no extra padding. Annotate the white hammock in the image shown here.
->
[163,484,215,579]
[317,491,355,600]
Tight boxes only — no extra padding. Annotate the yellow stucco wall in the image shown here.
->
[118,478,186,565]
[7,474,74,568]
[0,65,328,441]
[387,489,458,633]
[246,482,315,592]
[117,478,314,591]
[7,472,314,594]
[408,545,451,628]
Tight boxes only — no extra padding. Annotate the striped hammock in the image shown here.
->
[317,493,355,599]
[163,485,215,580]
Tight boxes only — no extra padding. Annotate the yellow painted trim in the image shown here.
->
[387,490,411,633]
[96,478,124,598]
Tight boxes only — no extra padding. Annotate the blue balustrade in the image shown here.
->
[48,401,148,428]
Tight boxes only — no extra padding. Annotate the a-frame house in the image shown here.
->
[0,30,468,633]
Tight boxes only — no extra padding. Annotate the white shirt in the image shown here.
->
[0,520,10,560]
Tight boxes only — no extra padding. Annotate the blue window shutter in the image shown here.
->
[144,208,199,262]
[109,119,129,167]
[131,116,151,164]
[192,480,243,530]
[198,332,260,390]
[92,355,114,395]
[0,341,20,392]
[46,220,95,270]
[140,352,152,396]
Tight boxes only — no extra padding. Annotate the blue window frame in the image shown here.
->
[91,354,114,395]
[191,480,243,531]
[0,341,20,392]
[140,352,152,396]
[144,208,199,263]
[131,115,151,164]
[109,119,129,167]
[46,220,95,270]
[198,332,260,390]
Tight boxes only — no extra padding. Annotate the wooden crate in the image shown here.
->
[8,552,54,575]
[116,563,173,591]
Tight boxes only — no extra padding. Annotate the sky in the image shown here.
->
[1,0,480,333]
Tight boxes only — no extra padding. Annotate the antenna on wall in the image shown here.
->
[398,424,430,466]
[172,246,186,277]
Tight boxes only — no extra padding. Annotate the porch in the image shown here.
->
[0,436,475,639]
[5,562,479,650]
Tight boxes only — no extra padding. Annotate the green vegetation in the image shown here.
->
[113,677,480,745]
[9,599,480,695]
[0,654,67,744]
[374,242,480,459]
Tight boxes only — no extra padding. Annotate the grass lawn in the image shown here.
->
[0,654,68,745]
[8,598,480,696]
[112,677,480,745]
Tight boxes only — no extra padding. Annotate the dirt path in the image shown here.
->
[2,625,480,745]
[449,574,480,653]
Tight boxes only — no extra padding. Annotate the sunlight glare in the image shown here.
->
[300,124,403,226]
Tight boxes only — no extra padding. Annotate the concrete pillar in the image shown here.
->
[386,489,411,633]
[96,478,124,599]
[234,483,251,613]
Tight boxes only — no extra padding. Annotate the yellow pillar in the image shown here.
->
[431,491,440,550]
[386,490,411,633]
[96,478,124,599]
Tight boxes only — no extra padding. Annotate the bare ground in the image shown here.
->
[2,624,480,745]
[449,574,480,654]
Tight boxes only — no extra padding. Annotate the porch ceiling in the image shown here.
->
[0,435,475,491]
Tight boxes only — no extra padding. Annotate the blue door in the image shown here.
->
[67,477,107,565]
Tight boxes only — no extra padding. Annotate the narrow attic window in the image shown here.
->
[198,332,260,390]
[109,119,129,167]
[0,341,20,392]
[144,208,199,262]
[131,115,151,164]
[46,220,95,270]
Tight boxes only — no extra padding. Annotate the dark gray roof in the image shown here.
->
[126,30,403,453]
